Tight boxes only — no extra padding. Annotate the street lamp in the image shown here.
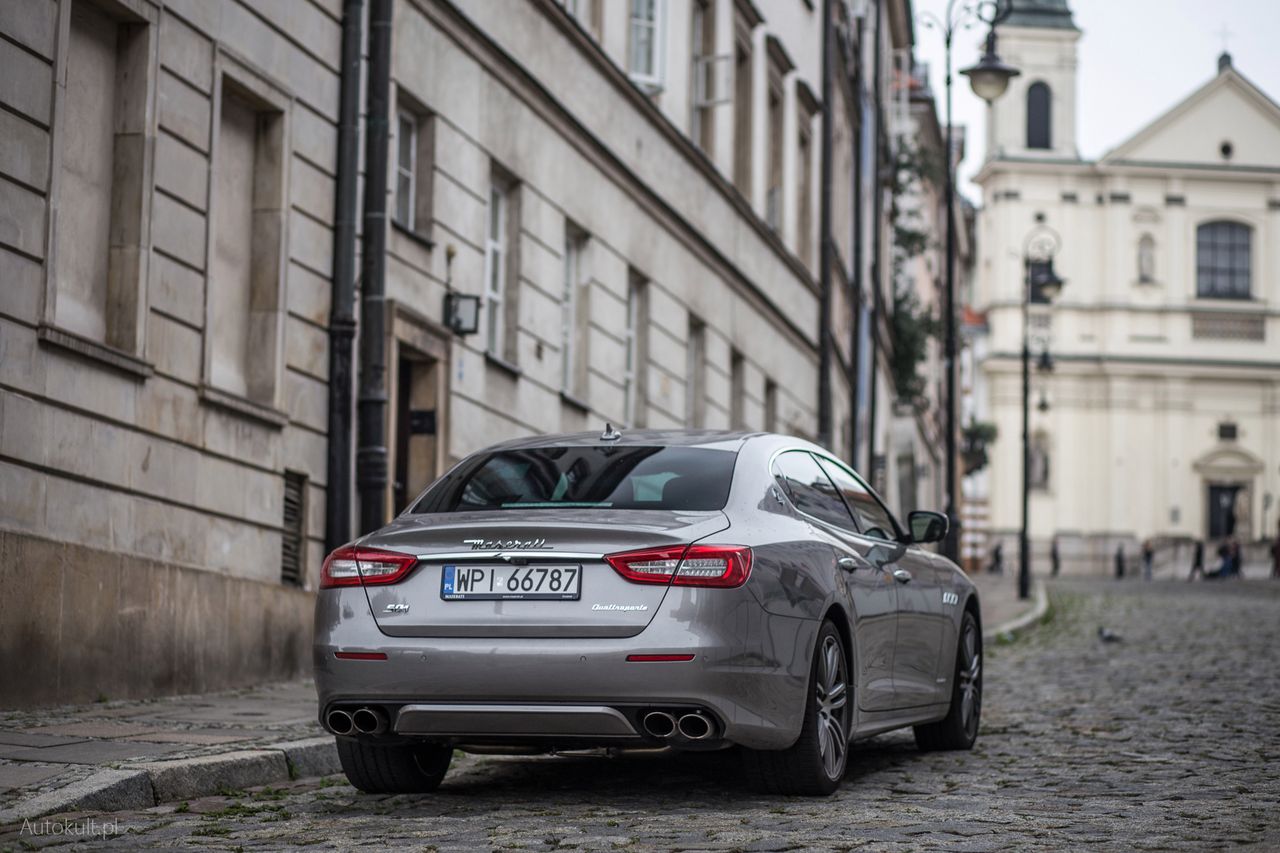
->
[919,0,1019,565]
[1020,226,1064,601]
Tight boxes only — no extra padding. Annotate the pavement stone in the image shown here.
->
[2,741,187,765]
[2,578,1271,850]
[0,765,63,792]
[141,750,291,803]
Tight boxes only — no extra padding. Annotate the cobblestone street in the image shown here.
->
[7,579,1279,851]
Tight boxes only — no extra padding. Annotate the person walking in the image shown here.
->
[1114,544,1125,580]
[1271,520,1280,580]
[1190,539,1204,581]
[1142,539,1154,581]
[1050,536,1061,578]
[990,542,1004,576]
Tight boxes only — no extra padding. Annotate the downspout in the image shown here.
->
[849,10,864,466]
[866,0,884,477]
[817,0,834,449]
[357,0,393,535]
[324,0,363,553]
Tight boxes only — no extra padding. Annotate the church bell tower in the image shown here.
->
[986,0,1081,161]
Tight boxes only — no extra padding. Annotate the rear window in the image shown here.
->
[412,446,737,512]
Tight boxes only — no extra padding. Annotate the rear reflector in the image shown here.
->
[321,546,418,589]
[333,652,388,661]
[606,545,752,588]
[626,654,696,662]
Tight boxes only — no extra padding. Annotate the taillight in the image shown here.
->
[606,545,751,588]
[320,546,418,589]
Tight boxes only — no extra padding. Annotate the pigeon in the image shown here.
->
[1098,626,1123,643]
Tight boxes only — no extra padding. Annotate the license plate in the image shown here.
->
[440,564,581,601]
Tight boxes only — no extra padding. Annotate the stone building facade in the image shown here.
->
[970,0,1280,574]
[0,0,936,707]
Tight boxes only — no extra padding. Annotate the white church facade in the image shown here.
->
[970,0,1280,574]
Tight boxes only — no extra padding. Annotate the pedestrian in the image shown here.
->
[1050,536,1061,578]
[990,542,1004,576]
[1114,544,1125,580]
[1271,520,1280,579]
[1190,539,1204,581]
[1228,539,1243,578]
[1142,539,1154,581]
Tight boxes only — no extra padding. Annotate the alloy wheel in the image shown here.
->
[814,634,849,780]
[958,622,982,738]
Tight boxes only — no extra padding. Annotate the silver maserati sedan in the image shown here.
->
[314,429,982,796]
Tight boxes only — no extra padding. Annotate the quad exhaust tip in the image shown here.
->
[352,706,389,735]
[677,712,712,740]
[641,711,677,739]
[326,708,354,735]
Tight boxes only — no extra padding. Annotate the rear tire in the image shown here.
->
[336,737,453,793]
[742,621,850,796]
[914,609,982,751]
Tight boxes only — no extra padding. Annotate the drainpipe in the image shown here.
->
[866,0,884,477]
[817,0,834,450]
[324,0,363,554]
[849,10,864,465]
[357,0,393,535]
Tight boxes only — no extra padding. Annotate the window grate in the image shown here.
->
[281,470,307,587]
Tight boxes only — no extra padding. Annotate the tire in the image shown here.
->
[336,737,453,794]
[914,609,982,751]
[742,620,850,796]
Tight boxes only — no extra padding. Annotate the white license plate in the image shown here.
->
[440,564,581,601]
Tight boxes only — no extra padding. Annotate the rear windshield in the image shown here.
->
[412,446,737,512]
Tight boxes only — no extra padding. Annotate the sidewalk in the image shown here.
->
[0,681,335,823]
[970,570,1048,641]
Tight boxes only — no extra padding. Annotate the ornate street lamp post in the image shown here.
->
[919,1,1018,565]
[1020,226,1065,600]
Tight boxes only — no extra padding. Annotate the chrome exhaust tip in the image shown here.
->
[641,711,677,739]
[352,706,389,735]
[326,708,354,735]
[677,712,713,740]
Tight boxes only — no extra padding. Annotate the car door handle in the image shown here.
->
[891,568,912,584]
[837,556,860,571]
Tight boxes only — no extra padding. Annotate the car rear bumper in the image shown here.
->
[314,587,817,750]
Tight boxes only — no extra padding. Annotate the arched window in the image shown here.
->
[1196,221,1251,299]
[1137,234,1155,283]
[1026,82,1051,150]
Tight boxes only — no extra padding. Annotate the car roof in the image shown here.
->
[484,429,773,452]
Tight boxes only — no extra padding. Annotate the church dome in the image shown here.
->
[1002,0,1077,30]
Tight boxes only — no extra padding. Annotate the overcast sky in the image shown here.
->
[911,0,1280,199]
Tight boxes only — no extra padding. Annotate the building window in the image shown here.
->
[1030,430,1050,491]
[764,378,778,431]
[797,124,814,265]
[395,111,416,230]
[624,271,649,426]
[562,0,603,39]
[281,470,307,587]
[729,350,745,429]
[1026,81,1051,150]
[690,0,717,152]
[1196,221,1251,299]
[628,0,665,92]
[686,316,707,428]
[1137,234,1155,283]
[1028,260,1052,304]
[50,0,153,355]
[732,40,753,196]
[209,73,288,407]
[765,57,785,232]
[561,225,589,397]
[484,175,517,359]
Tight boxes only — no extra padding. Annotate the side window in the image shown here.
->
[815,456,898,541]
[772,451,857,532]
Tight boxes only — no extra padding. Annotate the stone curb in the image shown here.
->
[984,579,1050,644]
[0,737,339,823]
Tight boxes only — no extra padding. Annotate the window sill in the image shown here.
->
[199,384,289,429]
[559,390,591,414]
[484,351,522,379]
[37,324,154,381]
[391,220,435,252]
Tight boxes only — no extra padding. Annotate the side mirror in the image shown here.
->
[907,510,948,544]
